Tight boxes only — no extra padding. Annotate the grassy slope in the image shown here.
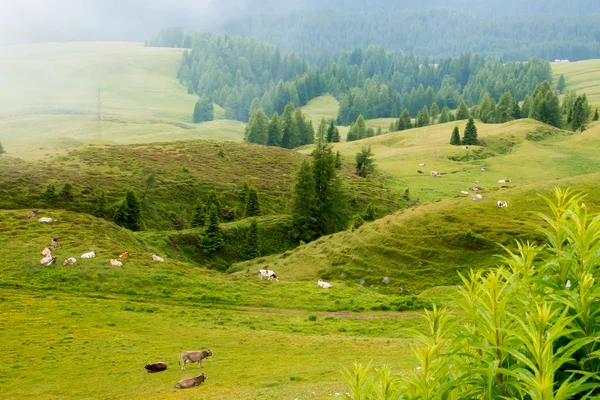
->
[0,42,245,160]
[553,59,600,106]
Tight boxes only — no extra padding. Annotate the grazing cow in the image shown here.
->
[258,269,279,281]
[461,191,469,195]
[41,248,52,257]
[480,167,487,172]
[463,146,469,149]
[175,373,207,389]
[27,209,39,219]
[118,250,129,258]
[472,194,483,201]
[144,362,167,373]
[109,259,123,267]
[62,257,77,266]
[496,200,508,208]
[417,170,424,174]
[318,279,332,289]
[501,185,509,189]
[50,238,59,249]
[40,255,57,266]
[81,251,95,259]
[151,253,164,262]
[469,187,485,191]
[179,350,212,370]
[418,163,426,167]
[430,171,442,177]
[38,217,55,223]
[498,180,506,184]
[503,179,511,183]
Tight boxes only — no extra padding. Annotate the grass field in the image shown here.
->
[553,59,600,106]
[0,42,245,159]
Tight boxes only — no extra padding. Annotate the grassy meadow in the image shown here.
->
[553,59,600,106]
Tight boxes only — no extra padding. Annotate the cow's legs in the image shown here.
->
[198,360,202,368]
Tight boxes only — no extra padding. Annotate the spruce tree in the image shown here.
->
[113,200,129,228]
[207,190,222,218]
[242,219,260,260]
[462,117,479,145]
[281,103,300,149]
[291,160,319,242]
[450,126,461,145]
[355,145,375,177]
[335,151,342,169]
[594,108,599,121]
[201,205,224,253]
[317,119,328,142]
[495,92,514,123]
[244,187,261,217]
[267,112,283,147]
[438,107,450,123]
[456,100,470,120]
[60,183,74,200]
[430,102,439,124]
[416,105,430,127]
[331,125,341,143]
[530,81,561,127]
[327,120,336,142]
[124,190,141,231]
[191,203,207,228]
[43,183,58,204]
[192,95,214,123]
[93,191,107,218]
[512,100,521,120]
[557,74,566,94]
[397,109,412,130]
[244,109,269,145]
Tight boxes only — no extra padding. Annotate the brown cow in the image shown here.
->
[119,250,129,258]
[174,373,207,389]
[50,238,59,249]
[179,350,212,370]
[27,209,39,219]
[144,362,167,373]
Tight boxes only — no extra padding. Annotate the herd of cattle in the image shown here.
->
[416,163,510,207]
[144,350,213,389]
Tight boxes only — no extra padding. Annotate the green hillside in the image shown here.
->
[0,42,245,160]
[553,59,600,106]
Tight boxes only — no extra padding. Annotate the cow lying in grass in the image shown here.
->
[38,217,55,223]
[27,209,39,219]
[81,251,95,259]
[179,350,212,370]
[175,373,207,389]
[151,253,164,262]
[258,269,278,281]
[41,248,52,257]
[497,200,508,208]
[144,362,167,373]
[62,257,77,266]
[318,279,332,289]
[40,255,57,265]
[109,259,123,267]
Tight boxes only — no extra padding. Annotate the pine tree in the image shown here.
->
[281,103,300,149]
[512,100,521,120]
[335,151,342,169]
[397,109,412,130]
[201,205,224,253]
[207,190,222,217]
[450,126,461,145]
[363,203,376,221]
[192,95,214,123]
[291,160,319,242]
[462,117,479,145]
[191,203,207,228]
[416,105,430,127]
[571,95,590,132]
[594,108,599,121]
[331,125,340,142]
[124,190,141,231]
[244,187,261,217]
[93,191,107,218]
[327,120,336,142]
[267,112,283,147]
[438,107,450,123]
[43,183,58,204]
[244,109,269,145]
[317,119,328,142]
[531,81,561,127]
[242,219,260,260]
[355,145,375,177]
[60,183,74,200]
[113,200,129,228]
[557,74,566,94]
[495,92,514,123]
[430,102,440,124]
[456,100,470,120]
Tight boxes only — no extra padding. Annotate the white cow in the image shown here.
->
[81,251,95,259]
[498,180,506,184]
[418,163,426,167]
[472,194,483,201]
[461,191,469,195]
[480,167,487,172]
[62,257,77,266]
[38,217,55,223]
[430,171,442,177]
[151,253,164,262]
[497,200,508,208]
[318,279,332,289]
[40,255,57,265]
[258,269,278,281]
[109,259,123,267]
[41,248,52,257]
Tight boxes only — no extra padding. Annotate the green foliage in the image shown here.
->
[267,112,283,146]
[355,145,375,178]
[352,213,364,230]
[449,126,461,145]
[363,203,376,221]
[396,109,412,131]
[594,108,599,121]
[244,187,261,218]
[348,115,367,142]
[438,106,450,123]
[530,81,561,127]
[242,219,260,260]
[343,188,600,398]
[512,99,521,119]
[192,95,214,123]
[570,94,591,132]
[42,183,58,205]
[415,105,430,127]
[462,117,479,145]
[60,183,74,201]
[282,103,301,149]
[191,203,207,228]
[291,160,319,242]
[430,102,439,124]
[494,91,514,123]
[335,151,343,169]
[201,205,224,253]
[557,74,566,94]
[327,119,340,142]
[92,191,107,218]
[0,142,4,154]
[245,109,269,145]
[114,190,141,231]
[455,100,470,120]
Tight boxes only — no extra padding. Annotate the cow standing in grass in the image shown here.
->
[179,350,212,370]
[258,269,278,281]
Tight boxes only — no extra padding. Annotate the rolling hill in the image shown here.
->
[553,59,600,106]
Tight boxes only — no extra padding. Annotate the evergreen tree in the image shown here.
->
[593,108,599,121]
[60,183,74,200]
[462,117,479,145]
[242,219,260,260]
[244,109,269,145]
[124,190,141,231]
[439,107,450,123]
[396,109,412,130]
[349,115,368,140]
[335,151,343,169]
[192,95,214,123]
[571,95,590,132]
[363,203,376,221]
[331,124,341,143]
[43,183,58,204]
[416,105,430,127]
[530,81,561,127]
[450,126,461,145]
[355,145,376,177]
[93,191,107,218]
[317,119,328,142]
[281,103,300,148]
[512,100,521,120]
[291,160,319,242]
[244,187,261,217]
[352,213,364,230]
[295,108,314,145]
[478,92,496,123]
[207,190,222,217]
[327,120,336,142]
[267,112,283,146]
[0,142,4,154]
[191,203,207,228]
[456,100,470,120]
[113,200,129,228]
[201,205,224,253]
[495,92,514,123]
[557,74,566,94]
[430,102,440,124]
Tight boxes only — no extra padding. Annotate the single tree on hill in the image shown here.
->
[355,145,375,177]
[462,117,479,145]
[267,112,283,146]
[594,108,599,121]
[450,126,461,145]
[291,160,319,242]
[115,190,141,231]
[201,205,224,253]
[348,115,367,141]
[244,187,261,218]
[557,74,566,94]
[192,95,214,123]
[93,191,107,218]
[530,81,561,127]
[60,183,74,201]
[191,203,207,228]
[242,219,260,260]
[456,100,470,120]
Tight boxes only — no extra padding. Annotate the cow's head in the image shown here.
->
[205,349,213,357]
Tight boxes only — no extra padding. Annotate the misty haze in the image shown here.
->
[1,1,600,398]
